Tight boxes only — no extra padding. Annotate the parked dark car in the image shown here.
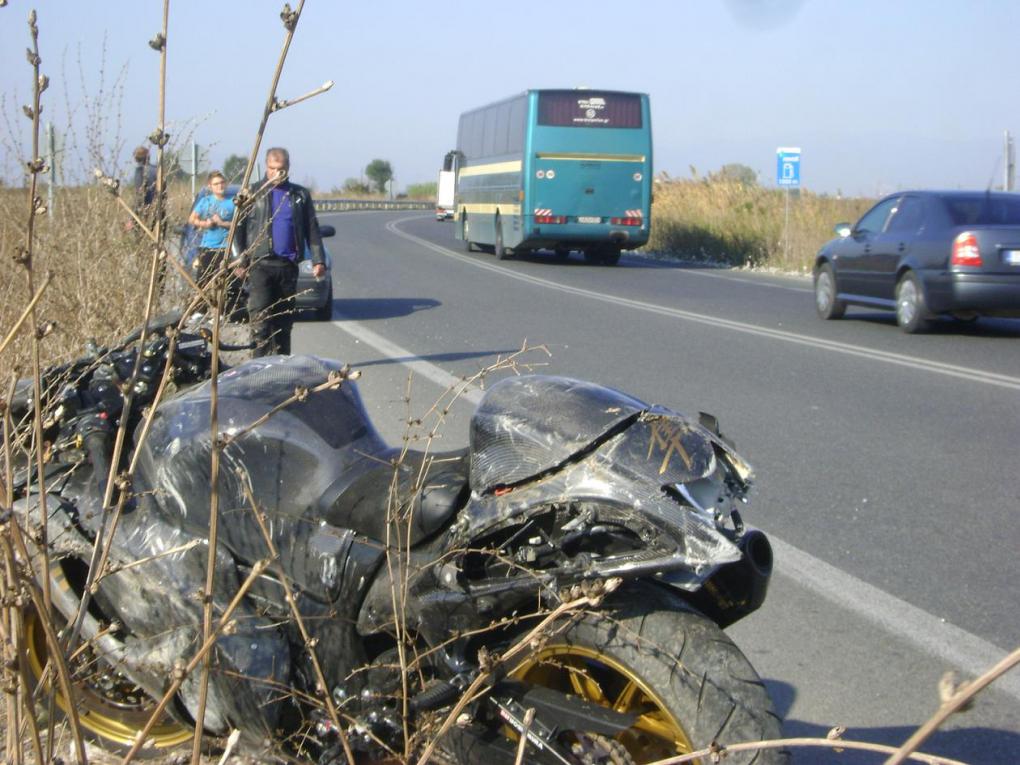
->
[813,190,1020,332]
[178,185,336,321]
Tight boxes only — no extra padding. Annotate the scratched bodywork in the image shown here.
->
[20,356,397,743]
[12,339,776,758]
[459,376,752,578]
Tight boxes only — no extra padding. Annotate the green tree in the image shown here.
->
[710,163,757,185]
[340,177,372,196]
[159,149,189,184]
[364,159,393,194]
[223,154,247,183]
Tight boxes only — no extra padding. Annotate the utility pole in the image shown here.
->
[1005,130,1016,192]
[191,141,199,196]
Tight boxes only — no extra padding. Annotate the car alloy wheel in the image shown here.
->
[814,264,845,320]
[895,272,931,333]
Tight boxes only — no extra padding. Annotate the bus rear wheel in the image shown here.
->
[494,215,511,260]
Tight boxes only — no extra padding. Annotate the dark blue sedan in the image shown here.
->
[813,190,1020,332]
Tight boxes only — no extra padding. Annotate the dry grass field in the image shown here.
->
[645,178,874,272]
[0,184,194,372]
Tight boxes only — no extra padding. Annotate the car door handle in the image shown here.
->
[864,244,871,254]
[898,243,906,252]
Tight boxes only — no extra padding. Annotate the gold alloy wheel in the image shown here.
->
[509,644,696,762]
[24,609,193,750]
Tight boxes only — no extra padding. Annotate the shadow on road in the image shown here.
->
[348,348,521,370]
[333,297,441,321]
[842,311,1020,338]
[765,678,1019,764]
[502,249,653,268]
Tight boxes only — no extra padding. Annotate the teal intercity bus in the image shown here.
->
[452,89,652,265]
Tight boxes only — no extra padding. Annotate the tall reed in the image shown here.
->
[646,179,873,272]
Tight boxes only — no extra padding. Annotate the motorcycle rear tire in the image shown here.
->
[22,557,194,757]
[507,581,787,764]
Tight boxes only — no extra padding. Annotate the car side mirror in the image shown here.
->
[834,222,852,238]
[319,224,336,238]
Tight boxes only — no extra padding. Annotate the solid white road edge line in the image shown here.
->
[330,312,1020,703]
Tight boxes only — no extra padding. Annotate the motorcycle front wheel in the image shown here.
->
[22,558,193,755]
[508,582,786,764]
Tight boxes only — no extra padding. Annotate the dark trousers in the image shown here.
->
[194,248,245,318]
[247,257,298,356]
[194,247,226,288]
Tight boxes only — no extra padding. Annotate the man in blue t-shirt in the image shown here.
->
[189,171,236,289]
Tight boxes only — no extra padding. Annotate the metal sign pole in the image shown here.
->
[776,147,801,263]
[784,186,790,261]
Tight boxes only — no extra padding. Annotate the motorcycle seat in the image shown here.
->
[321,447,470,546]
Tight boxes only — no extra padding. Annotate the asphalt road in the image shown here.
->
[294,211,1020,764]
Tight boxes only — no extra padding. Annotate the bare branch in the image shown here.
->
[883,645,1020,765]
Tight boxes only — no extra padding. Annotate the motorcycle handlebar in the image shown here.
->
[217,340,257,352]
[79,417,113,493]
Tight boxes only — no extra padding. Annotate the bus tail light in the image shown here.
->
[611,217,643,226]
[951,231,982,267]
[535,214,566,224]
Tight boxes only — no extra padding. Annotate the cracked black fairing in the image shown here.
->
[469,375,647,493]
[460,376,752,574]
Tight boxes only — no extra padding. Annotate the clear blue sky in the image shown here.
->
[2,0,1019,196]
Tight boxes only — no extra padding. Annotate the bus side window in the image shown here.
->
[508,98,526,154]
[496,102,512,156]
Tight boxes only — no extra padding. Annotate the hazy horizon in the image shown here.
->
[2,1,1018,197]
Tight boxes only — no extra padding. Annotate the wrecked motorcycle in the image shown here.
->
[9,314,784,764]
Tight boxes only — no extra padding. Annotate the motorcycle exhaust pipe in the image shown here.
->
[736,528,773,611]
[695,528,773,629]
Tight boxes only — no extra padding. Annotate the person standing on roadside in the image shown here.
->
[130,145,158,229]
[189,170,235,288]
[236,147,326,356]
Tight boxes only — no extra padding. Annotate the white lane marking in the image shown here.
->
[330,313,1020,702]
[770,538,1020,702]
[385,217,1020,392]
[332,315,484,407]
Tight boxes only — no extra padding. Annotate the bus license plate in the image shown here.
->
[577,216,601,224]
[1004,249,1020,265]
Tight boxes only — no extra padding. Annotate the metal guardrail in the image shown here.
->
[313,198,432,213]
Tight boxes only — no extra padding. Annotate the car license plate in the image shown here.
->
[577,216,601,224]
[1003,249,1020,265]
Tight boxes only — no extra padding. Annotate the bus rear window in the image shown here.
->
[537,91,642,129]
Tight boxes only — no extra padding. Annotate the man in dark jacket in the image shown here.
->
[236,147,326,356]
[130,145,158,230]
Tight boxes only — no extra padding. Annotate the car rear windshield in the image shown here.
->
[940,194,1020,226]
[537,91,643,129]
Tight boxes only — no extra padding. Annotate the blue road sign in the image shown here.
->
[776,147,801,187]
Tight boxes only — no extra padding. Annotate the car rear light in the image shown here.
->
[951,231,982,267]
[611,217,642,226]
[535,215,566,224]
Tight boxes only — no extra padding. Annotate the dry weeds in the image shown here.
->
[646,177,874,272]
[2,5,1017,765]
